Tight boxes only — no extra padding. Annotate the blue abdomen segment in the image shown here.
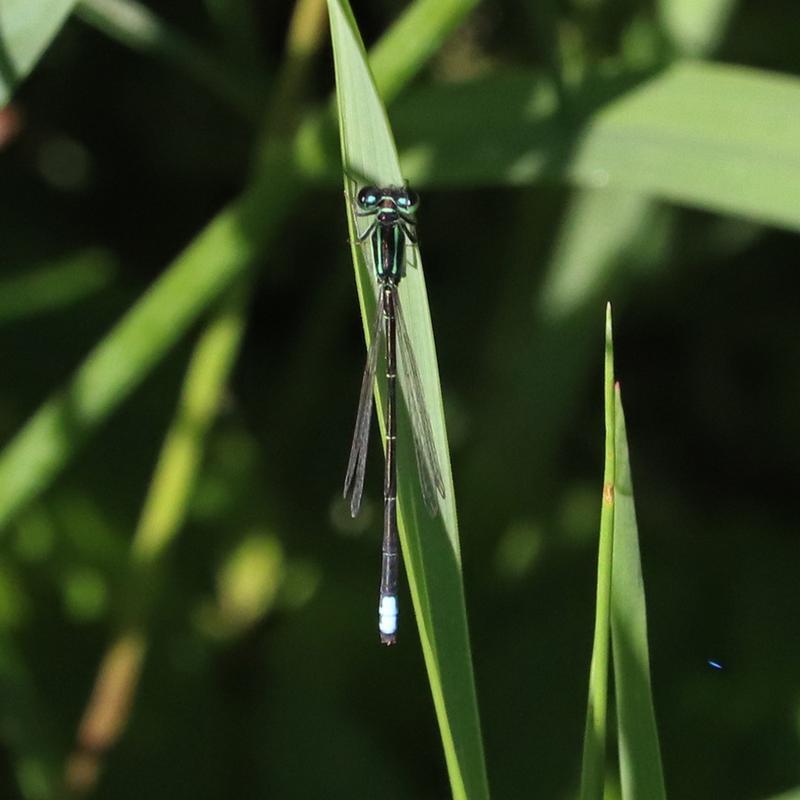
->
[378,594,398,642]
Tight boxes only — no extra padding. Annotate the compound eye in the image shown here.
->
[398,188,419,212]
[357,186,380,209]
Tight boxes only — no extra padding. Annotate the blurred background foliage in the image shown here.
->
[0,0,799,798]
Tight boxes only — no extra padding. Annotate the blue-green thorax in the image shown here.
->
[371,210,407,284]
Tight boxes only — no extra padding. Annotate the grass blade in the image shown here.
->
[0,249,115,323]
[611,384,667,799]
[579,303,616,800]
[327,2,489,798]
[581,305,667,799]
[0,0,77,105]
[367,0,479,102]
[65,283,251,795]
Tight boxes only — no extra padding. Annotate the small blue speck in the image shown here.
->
[707,659,723,670]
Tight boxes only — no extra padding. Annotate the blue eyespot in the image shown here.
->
[357,186,380,209]
[395,188,419,211]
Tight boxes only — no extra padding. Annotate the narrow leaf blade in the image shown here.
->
[327,3,489,798]
[579,304,616,800]
[611,384,667,799]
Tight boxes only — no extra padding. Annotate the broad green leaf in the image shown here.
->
[327,2,489,799]
[536,189,659,322]
[611,385,667,799]
[579,304,616,800]
[393,62,800,232]
[0,0,78,105]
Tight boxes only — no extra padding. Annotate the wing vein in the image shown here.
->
[395,287,446,516]
[343,289,385,516]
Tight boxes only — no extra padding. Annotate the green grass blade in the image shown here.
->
[393,62,800,232]
[65,283,251,795]
[327,3,489,798]
[367,0,479,102]
[0,248,116,323]
[610,384,667,799]
[130,283,251,567]
[0,0,78,105]
[579,304,616,800]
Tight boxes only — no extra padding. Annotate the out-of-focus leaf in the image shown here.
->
[0,0,78,105]
[0,249,116,323]
[536,189,660,322]
[393,62,800,232]
[367,0,480,102]
[0,141,302,533]
[658,0,736,56]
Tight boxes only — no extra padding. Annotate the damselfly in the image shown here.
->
[343,185,446,645]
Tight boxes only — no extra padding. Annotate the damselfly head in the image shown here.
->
[357,185,419,216]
